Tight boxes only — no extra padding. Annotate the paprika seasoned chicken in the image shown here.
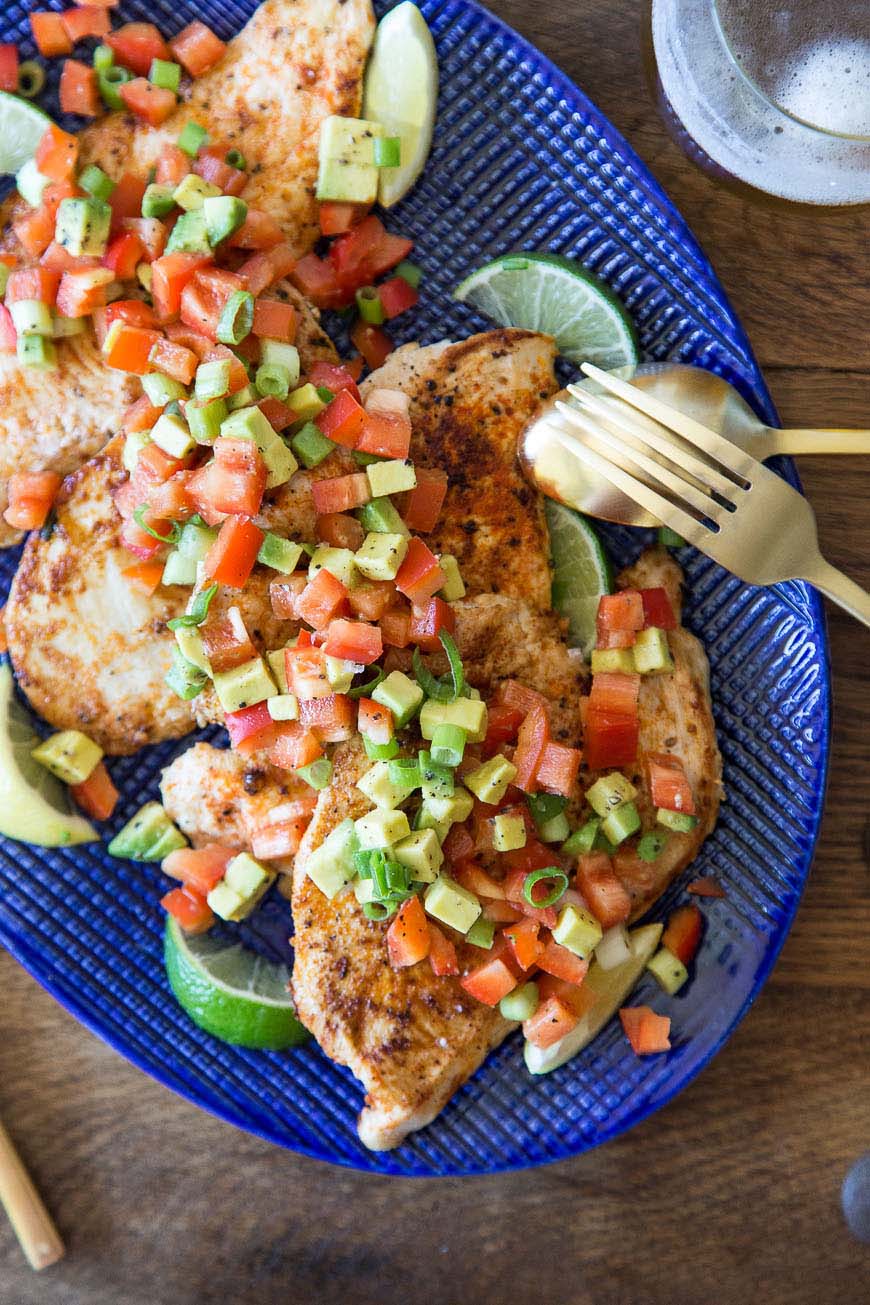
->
[0,0,375,544]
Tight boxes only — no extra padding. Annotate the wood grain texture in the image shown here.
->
[2,1,870,1300]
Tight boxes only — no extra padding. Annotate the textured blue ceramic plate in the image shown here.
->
[0,0,829,1176]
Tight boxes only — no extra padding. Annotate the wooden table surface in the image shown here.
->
[2,3,869,1301]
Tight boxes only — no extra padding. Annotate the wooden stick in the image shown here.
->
[0,1119,64,1270]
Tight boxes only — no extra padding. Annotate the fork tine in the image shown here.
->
[549,425,712,546]
[566,384,739,499]
[554,401,728,522]
[580,362,758,484]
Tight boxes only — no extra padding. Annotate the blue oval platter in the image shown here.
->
[0,0,830,1175]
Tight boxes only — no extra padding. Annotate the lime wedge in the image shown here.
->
[524,923,663,1074]
[454,253,639,369]
[362,1,438,208]
[546,500,613,657]
[164,917,309,1050]
[0,663,97,847]
[0,92,51,177]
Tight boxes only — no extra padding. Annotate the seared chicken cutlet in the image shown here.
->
[0,0,375,544]
[5,290,340,753]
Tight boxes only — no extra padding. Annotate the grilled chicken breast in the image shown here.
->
[0,0,375,544]
[5,289,339,753]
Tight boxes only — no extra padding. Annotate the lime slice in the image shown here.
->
[164,917,309,1050]
[524,923,663,1074]
[546,500,613,657]
[0,663,96,847]
[0,92,51,177]
[454,253,639,369]
[362,1,438,208]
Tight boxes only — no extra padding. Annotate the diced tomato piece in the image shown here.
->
[380,606,411,648]
[269,721,323,771]
[156,146,190,187]
[3,471,62,531]
[482,899,524,925]
[318,201,367,237]
[39,242,96,275]
[427,922,459,977]
[188,438,266,519]
[409,597,455,652]
[493,679,551,722]
[13,206,54,259]
[483,703,523,756]
[0,45,16,95]
[523,995,580,1048]
[347,579,395,621]
[102,321,160,372]
[102,231,144,281]
[69,759,118,820]
[203,515,264,588]
[296,568,349,630]
[646,752,695,814]
[512,704,550,793]
[535,741,582,797]
[6,267,60,305]
[662,904,703,965]
[224,701,273,750]
[30,12,72,57]
[395,537,445,605]
[109,174,147,228]
[575,852,631,928]
[285,644,331,700]
[238,245,296,296]
[251,817,309,861]
[35,125,78,182]
[120,216,167,264]
[323,618,383,665]
[59,58,100,116]
[441,822,474,864]
[106,22,171,75]
[316,512,364,552]
[121,559,164,595]
[200,612,258,674]
[329,215,413,288]
[452,859,508,901]
[169,20,226,77]
[503,861,559,929]
[400,467,447,533]
[350,319,394,370]
[104,299,158,332]
[251,297,297,341]
[597,589,644,633]
[536,939,589,986]
[619,1005,671,1055]
[358,697,393,745]
[54,265,112,319]
[120,513,165,560]
[132,440,186,487]
[315,388,366,449]
[299,693,355,743]
[310,473,370,515]
[356,409,411,459]
[163,844,234,895]
[502,918,543,970]
[194,151,246,195]
[378,275,419,320]
[256,400,294,437]
[641,586,677,630]
[289,252,346,309]
[386,897,430,969]
[584,708,639,772]
[61,6,110,43]
[461,957,517,1006]
[160,886,214,935]
[687,877,725,899]
[596,626,636,651]
[148,336,198,385]
[119,78,177,127]
[178,272,231,339]
[147,471,194,522]
[308,360,361,403]
[587,672,640,721]
[228,209,283,250]
[165,321,214,359]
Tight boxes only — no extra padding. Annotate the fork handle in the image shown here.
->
[774,428,870,456]
[805,557,870,628]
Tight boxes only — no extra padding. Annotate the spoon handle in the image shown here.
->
[771,428,870,456]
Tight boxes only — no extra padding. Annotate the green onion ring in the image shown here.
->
[166,583,218,631]
[522,868,569,908]
[17,61,45,99]
[133,505,181,545]
[412,630,464,703]
[363,900,394,921]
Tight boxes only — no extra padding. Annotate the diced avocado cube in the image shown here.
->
[31,729,103,785]
[354,531,408,581]
[265,647,290,693]
[305,818,360,899]
[146,823,190,861]
[165,210,211,254]
[415,809,450,843]
[491,810,527,852]
[202,195,248,245]
[366,459,417,498]
[465,916,496,949]
[122,429,152,472]
[418,751,454,801]
[326,656,361,693]
[646,946,689,995]
[107,801,186,862]
[355,808,411,850]
[165,648,208,701]
[286,383,326,421]
[291,421,334,469]
[16,157,49,208]
[316,115,384,204]
[177,520,217,562]
[257,533,303,574]
[600,800,641,846]
[17,333,56,369]
[227,386,259,413]
[419,697,488,743]
[586,771,638,818]
[142,372,186,407]
[162,549,198,587]
[212,656,277,713]
[262,440,298,490]
[174,626,210,674]
[499,980,540,1022]
[267,693,299,722]
[173,174,222,211]
[438,555,465,601]
[142,183,176,219]
[55,197,111,257]
[392,828,443,883]
[372,670,424,728]
[463,755,517,805]
[10,300,53,337]
[633,627,675,675]
[356,760,416,811]
[537,811,571,844]
[357,497,409,537]
[206,881,245,921]
[220,405,277,449]
[552,903,603,959]
[590,647,637,675]
[560,818,600,858]
[211,852,274,921]
[656,808,699,833]
[417,788,474,834]
[317,155,379,206]
[187,397,227,445]
[424,875,481,933]
[150,412,194,459]
[308,544,357,589]
[260,340,300,383]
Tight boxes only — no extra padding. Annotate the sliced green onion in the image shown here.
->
[39,508,56,540]
[93,44,114,74]
[255,361,291,400]
[142,183,175,219]
[373,136,401,168]
[430,722,466,768]
[527,792,568,828]
[99,66,132,110]
[658,526,686,549]
[395,260,422,289]
[166,583,218,631]
[141,371,186,407]
[216,290,254,345]
[363,735,400,761]
[637,831,667,862]
[297,758,333,790]
[133,505,181,545]
[195,358,231,401]
[177,121,210,157]
[17,61,45,99]
[17,334,56,369]
[315,385,335,404]
[347,667,385,700]
[387,757,422,788]
[187,397,227,445]
[149,58,181,93]
[411,631,465,704]
[355,286,385,325]
[78,165,116,203]
[363,900,395,921]
[225,148,246,170]
[522,867,569,908]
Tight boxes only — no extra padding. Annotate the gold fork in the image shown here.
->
[539,362,870,628]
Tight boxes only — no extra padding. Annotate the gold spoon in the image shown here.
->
[520,361,870,528]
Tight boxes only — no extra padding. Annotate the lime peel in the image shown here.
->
[0,91,51,178]
[545,501,612,657]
